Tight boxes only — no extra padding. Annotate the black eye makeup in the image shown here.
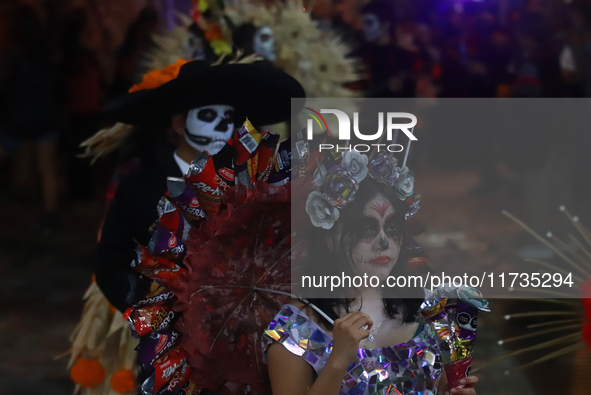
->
[357,217,401,242]
[197,109,218,122]
[358,217,380,243]
[384,219,399,238]
[224,110,235,123]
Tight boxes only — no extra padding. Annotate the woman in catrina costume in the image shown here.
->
[263,143,483,395]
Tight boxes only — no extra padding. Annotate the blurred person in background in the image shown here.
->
[439,7,469,97]
[414,21,440,98]
[508,10,563,98]
[59,7,107,203]
[0,3,60,233]
[559,1,591,225]
[359,0,418,97]
[560,0,591,97]
[505,11,571,258]
[465,10,513,195]
[108,6,159,98]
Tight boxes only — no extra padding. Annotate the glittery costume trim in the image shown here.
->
[263,304,443,395]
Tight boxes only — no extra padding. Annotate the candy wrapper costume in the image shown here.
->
[68,55,303,395]
[258,132,484,394]
[419,286,490,389]
[264,304,443,395]
[120,118,294,395]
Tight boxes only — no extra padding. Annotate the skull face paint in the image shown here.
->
[182,31,206,60]
[362,13,384,43]
[184,105,235,154]
[350,193,401,282]
[253,26,275,61]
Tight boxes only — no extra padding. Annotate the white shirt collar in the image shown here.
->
[173,152,191,177]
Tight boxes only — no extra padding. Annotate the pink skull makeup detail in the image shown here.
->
[351,193,401,277]
[370,200,392,219]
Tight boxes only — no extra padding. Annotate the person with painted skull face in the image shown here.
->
[183,105,235,154]
[182,23,214,62]
[96,60,304,312]
[232,23,276,62]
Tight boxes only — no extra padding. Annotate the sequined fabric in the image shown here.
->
[263,305,442,395]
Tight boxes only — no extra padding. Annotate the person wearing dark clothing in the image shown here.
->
[0,4,60,232]
[363,43,418,97]
[95,60,305,312]
[505,12,570,258]
[97,148,180,312]
[359,0,417,98]
[510,12,563,98]
[59,8,107,202]
[108,7,159,98]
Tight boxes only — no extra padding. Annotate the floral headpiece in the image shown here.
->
[305,151,420,229]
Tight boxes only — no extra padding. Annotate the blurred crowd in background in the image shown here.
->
[0,0,590,247]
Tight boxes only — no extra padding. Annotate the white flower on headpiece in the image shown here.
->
[342,151,368,183]
[306,191,340,229]
[396,168,415,200]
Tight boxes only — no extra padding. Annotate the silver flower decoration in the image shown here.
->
[369,153,402,187]
[342,151,368,183]
[306,191,340,229]
[322,166,359,208]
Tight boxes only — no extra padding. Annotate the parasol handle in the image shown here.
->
[402,126,415,168]
[252,287,335,325]
[299,298,335,325]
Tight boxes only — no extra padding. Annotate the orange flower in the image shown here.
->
[70,358,106,387]
[204,25,224,42]
[128,59,191,93]
[110,369,136,393]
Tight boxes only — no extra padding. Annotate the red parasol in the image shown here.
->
[174,183,294,393]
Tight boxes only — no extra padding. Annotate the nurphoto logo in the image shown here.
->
[302,108,417,152]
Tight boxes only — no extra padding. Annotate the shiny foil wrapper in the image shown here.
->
[430,316,455,364]
[165,179,206,226]
[421,286,490,365]
[419,297,447,321]
[187,151,210,176]
[137,327,180,368]
[451,301,479,361]
[420,298,454,364]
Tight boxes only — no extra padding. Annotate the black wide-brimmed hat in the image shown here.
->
[103,61,306,127]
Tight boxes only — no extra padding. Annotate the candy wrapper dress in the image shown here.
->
[263,304,443,395]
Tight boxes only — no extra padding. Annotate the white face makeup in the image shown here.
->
[362,13,384,43]
[184,104,235,154]
[253,26,276,61]
[350,193,401,282]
